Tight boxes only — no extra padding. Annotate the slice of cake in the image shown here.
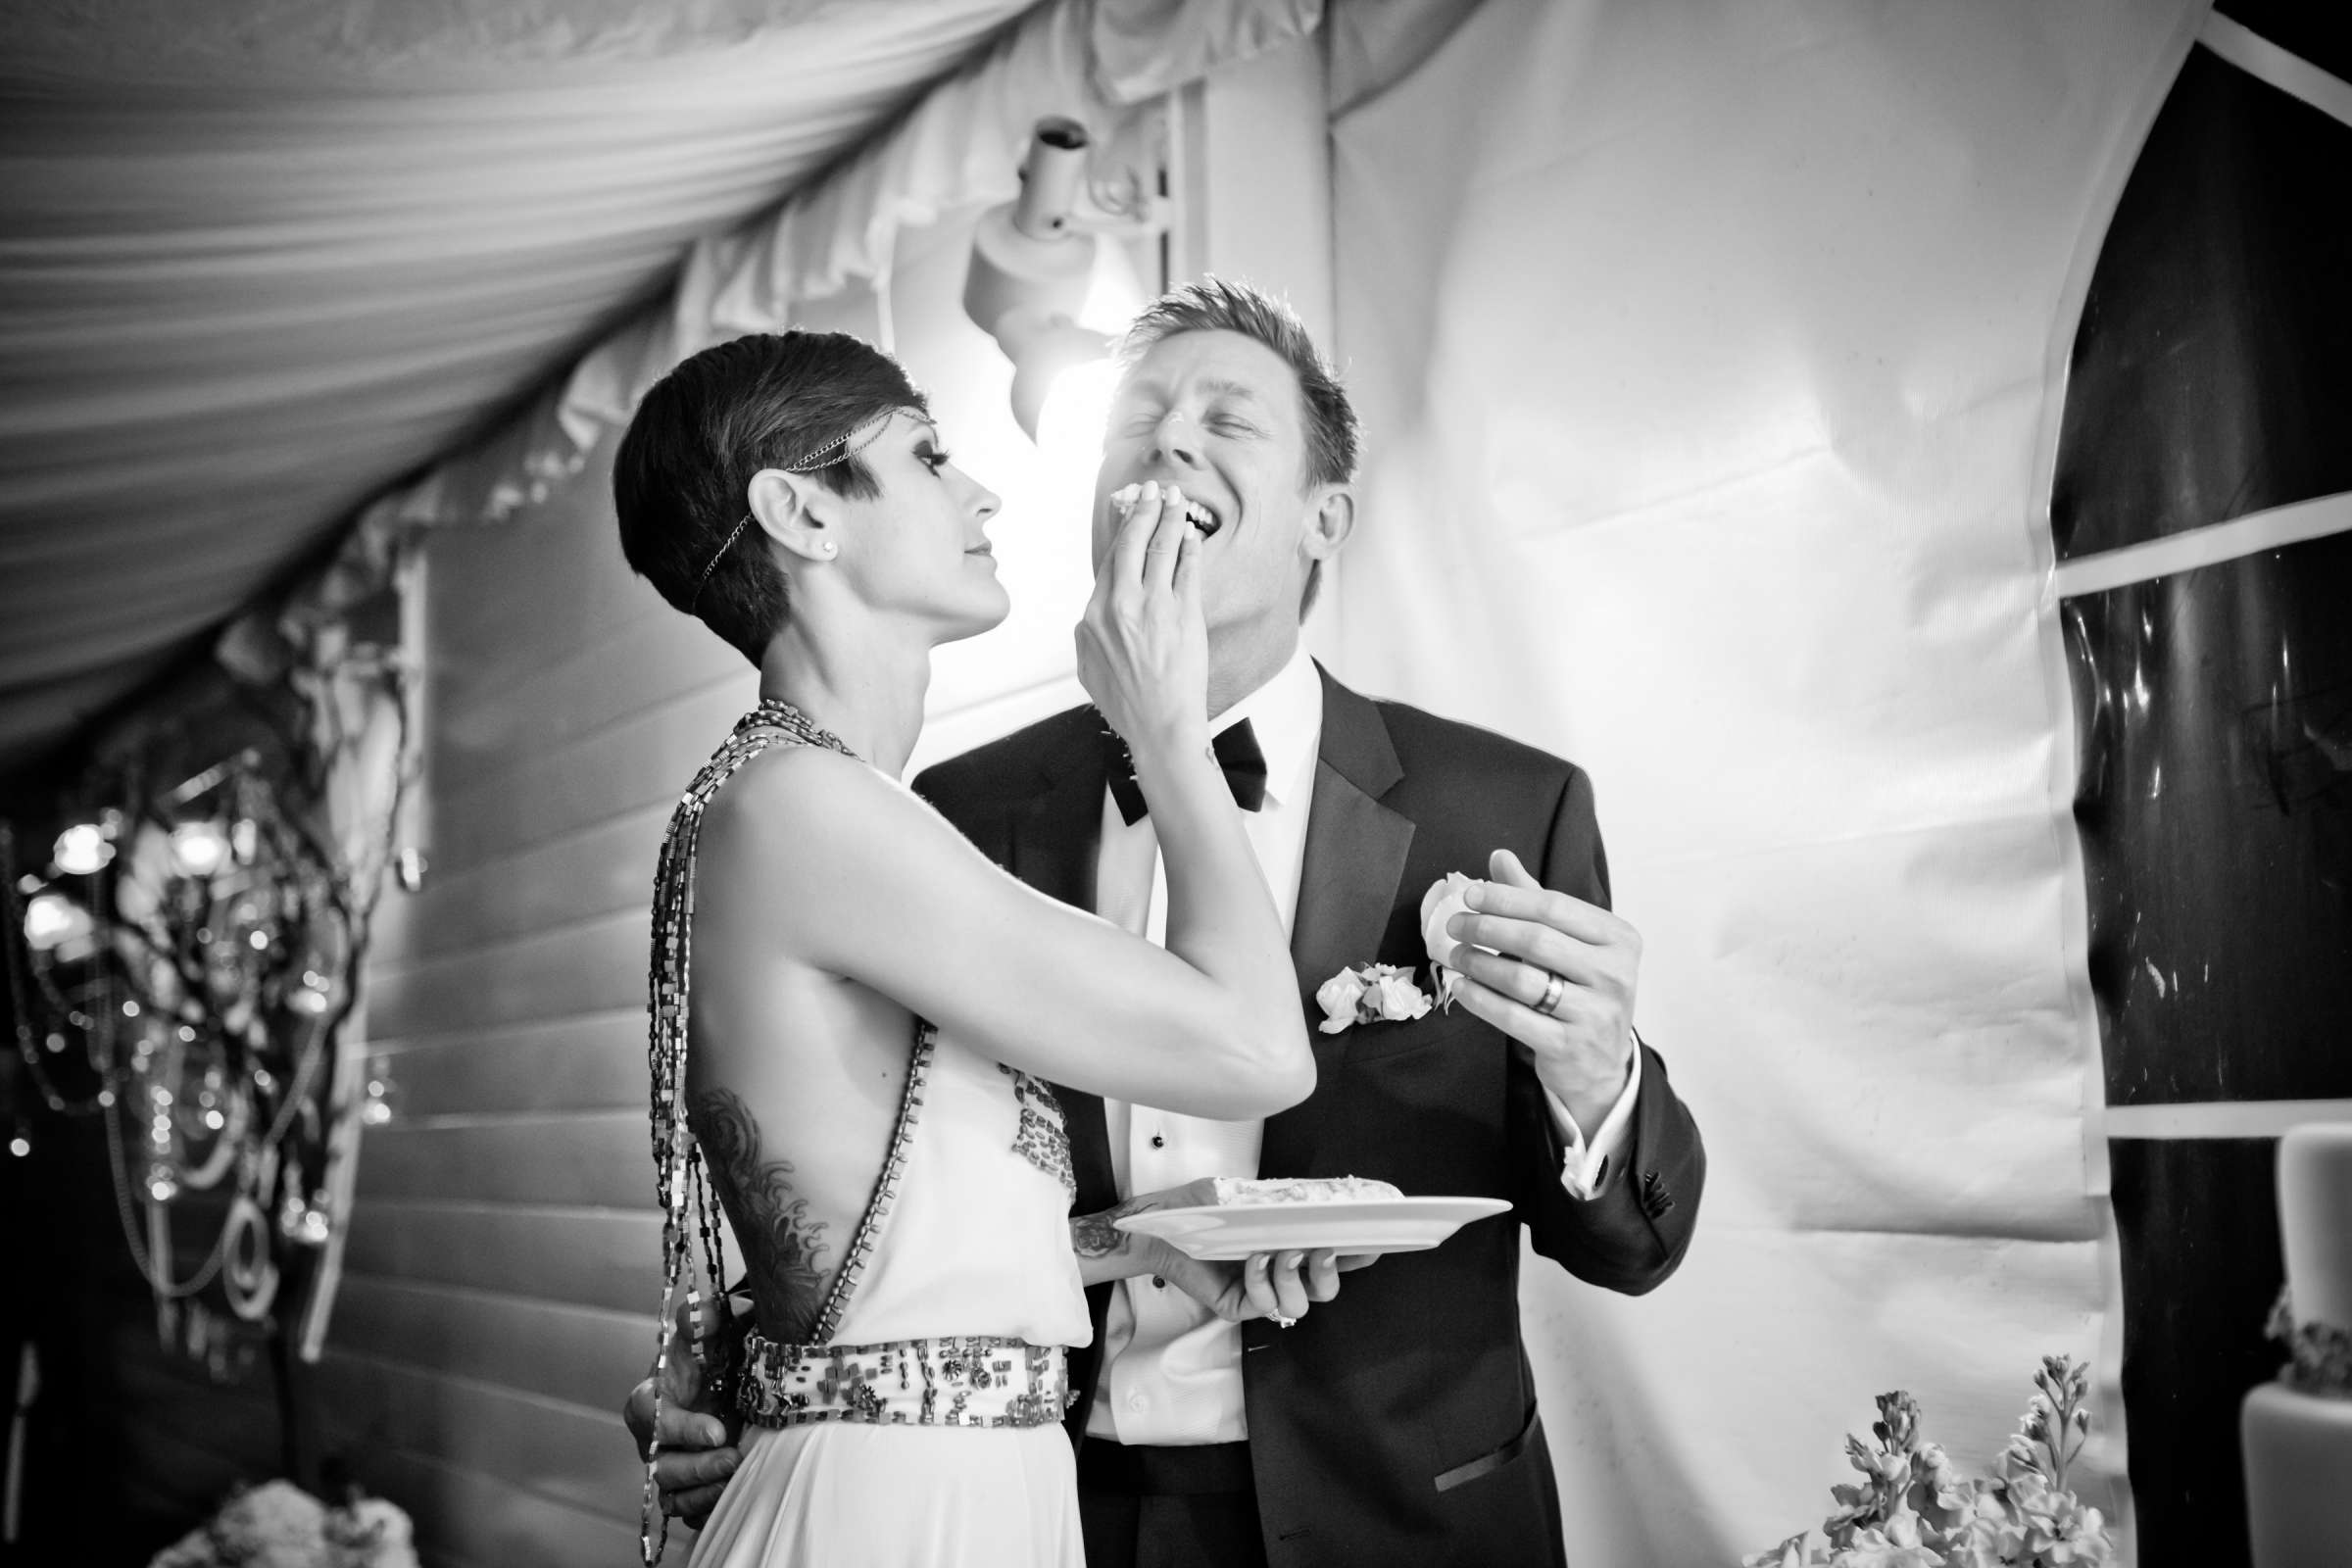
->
[2242,1122,2352,1568]
[1209,1175,1402,1206]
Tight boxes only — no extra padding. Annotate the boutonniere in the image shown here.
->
[1419,871,1480,1008]
[1314,962,1434,1035]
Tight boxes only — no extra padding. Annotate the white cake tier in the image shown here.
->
[2278,1124,2352,1335]
[2242,1382,2352,1568]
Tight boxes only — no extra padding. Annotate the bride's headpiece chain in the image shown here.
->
[686,410,898,612]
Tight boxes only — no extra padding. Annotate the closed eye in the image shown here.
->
[916,444,954,473]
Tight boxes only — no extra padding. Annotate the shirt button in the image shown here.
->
[1150,1133,1166,1149]
[1126,1392,1148,1411]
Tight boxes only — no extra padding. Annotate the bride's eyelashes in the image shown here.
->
[916,442,953,474]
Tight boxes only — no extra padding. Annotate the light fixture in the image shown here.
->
[22,891,89,953]
[167,820,231,879]
[964,117,1164,439]
[52,822,114,875]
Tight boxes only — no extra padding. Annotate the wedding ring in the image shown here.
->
[1270,1314,1298,1329]
[1536,970,1567,1016]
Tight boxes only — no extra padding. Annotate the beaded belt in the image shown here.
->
[735,1332,1074,1430]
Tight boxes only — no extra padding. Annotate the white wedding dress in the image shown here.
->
[687,1025,1092,1568]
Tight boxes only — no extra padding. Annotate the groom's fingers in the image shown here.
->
[1465,879,1625,950]
[1446,939,1608,1011]
[655,1401,731,1452]
[654,1443,740,1512]
[659,1478,732,1522]
[657,1446,739,1483]
[1446,910,1608,989]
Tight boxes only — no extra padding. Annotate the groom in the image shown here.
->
[636,278,1704,1566]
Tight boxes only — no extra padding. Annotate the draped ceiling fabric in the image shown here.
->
[209,0,1318,667]
[0,0,1046,779]
[0,0,1325,783]
[1319,0,2206,1559]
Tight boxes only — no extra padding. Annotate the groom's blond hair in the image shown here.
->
[1117,278,1359,618]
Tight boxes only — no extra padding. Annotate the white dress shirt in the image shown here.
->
[1085,645,1642,1446]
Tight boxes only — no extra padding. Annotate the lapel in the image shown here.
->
[1009,715,1121,1211]
[1259,664,1415,1178]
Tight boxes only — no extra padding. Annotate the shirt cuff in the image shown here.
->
[1542,1042,1642,1200]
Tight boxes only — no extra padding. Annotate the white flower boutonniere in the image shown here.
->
[1314,962,1434,1035]
[1419,870,1481,1008]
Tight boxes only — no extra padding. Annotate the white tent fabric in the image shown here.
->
[1316,0,2204,1559]
[0,0,1045,770]
[0,0,1321,765]
[236,0,1322,662]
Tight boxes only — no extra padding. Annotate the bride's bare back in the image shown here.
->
[684,931,913,1344]
[678,724,1317,1343]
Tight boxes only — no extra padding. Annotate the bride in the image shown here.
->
[612,329,1313,1566]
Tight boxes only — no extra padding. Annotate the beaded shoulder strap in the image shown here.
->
[638,699,934,1566]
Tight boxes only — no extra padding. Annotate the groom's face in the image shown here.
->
[1091,328,1320,644]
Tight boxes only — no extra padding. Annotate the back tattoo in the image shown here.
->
[692,1088,833,1342]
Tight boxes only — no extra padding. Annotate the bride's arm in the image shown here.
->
[698,485,1307,1118]
[696,747,1305,1118]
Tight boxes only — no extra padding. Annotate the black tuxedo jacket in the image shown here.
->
[912,664,1704,1568]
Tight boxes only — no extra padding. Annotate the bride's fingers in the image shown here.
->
[1141,483,1189,599]
[1241,1250,1282,1319]
[1268,1251,1313,1320]
[1301,1249,1342,1302]
[1171,515,1203,619]
[1106,479,1163,595]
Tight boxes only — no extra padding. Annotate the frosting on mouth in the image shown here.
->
[1108,484,1222,537]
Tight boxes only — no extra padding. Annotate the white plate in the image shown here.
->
[1112,1197,1513,1261]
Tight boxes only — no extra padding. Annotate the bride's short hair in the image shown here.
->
[615,331,927,663]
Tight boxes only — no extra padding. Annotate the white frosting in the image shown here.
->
[2279,1124,2352,1334]
[1210,1175,1403,1206]
[2243,1382,2352,1566]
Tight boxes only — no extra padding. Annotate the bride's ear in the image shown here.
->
[746,467,842,564]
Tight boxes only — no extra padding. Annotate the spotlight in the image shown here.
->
[964,118,1119,440]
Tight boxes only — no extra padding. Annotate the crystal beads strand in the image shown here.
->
[640,698,858,1568]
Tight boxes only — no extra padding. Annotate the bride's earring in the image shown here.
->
[820,541,838,556]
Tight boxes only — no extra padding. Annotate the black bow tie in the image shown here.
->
[1105,717,1268,824]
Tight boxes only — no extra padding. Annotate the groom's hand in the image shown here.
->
[1444,847,1640,1131]
[621,1300,742,1527]
[624,1374,739,1524]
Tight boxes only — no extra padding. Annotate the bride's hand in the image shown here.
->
[1075,479,1207,760]
[1152,1240,1374,1325]
[1127,1178,1377,1323]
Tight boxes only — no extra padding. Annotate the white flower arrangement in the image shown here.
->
[1419,870,1480,1007]
[1746,1356,2115,1568]
[148,1479,417,1568]
[1313,961,1433,1034]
